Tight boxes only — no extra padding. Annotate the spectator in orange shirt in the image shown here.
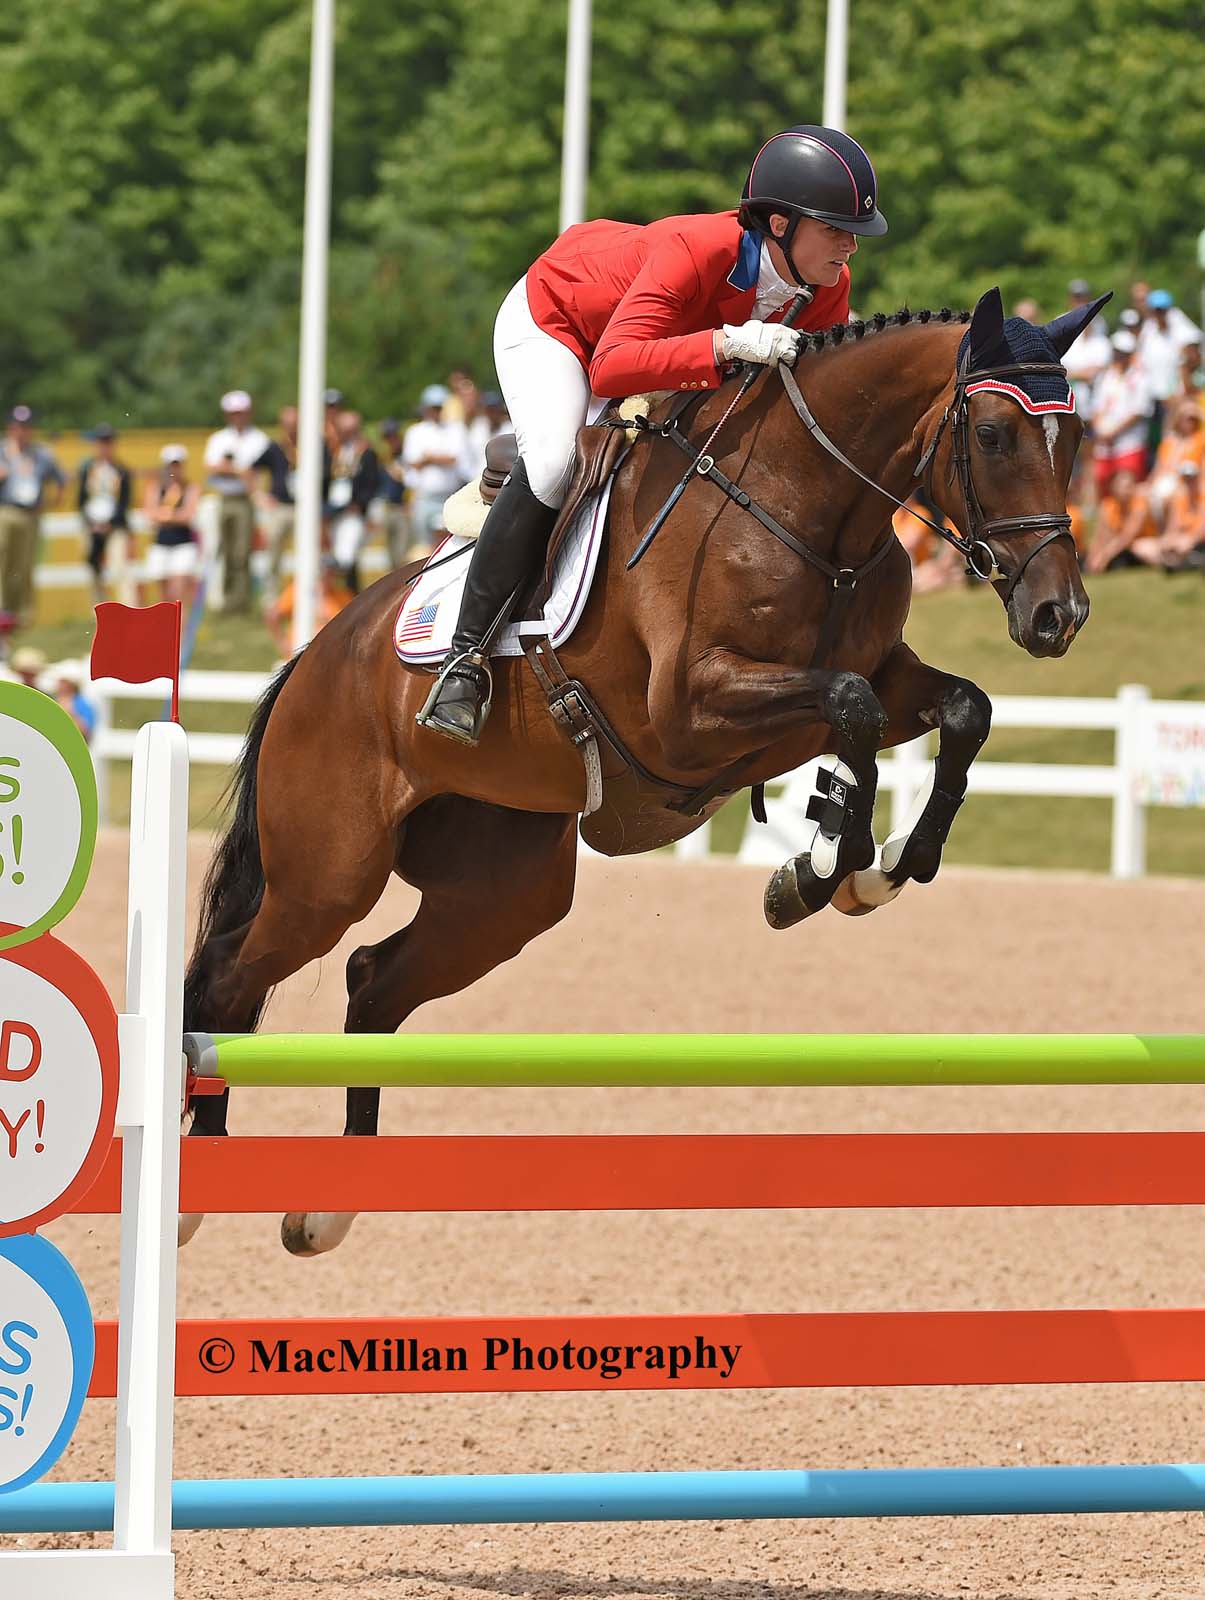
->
[892,492,963,592]
[1138,462,1204,570]
[1085,470,1154,573]
[1146,400,1205,527]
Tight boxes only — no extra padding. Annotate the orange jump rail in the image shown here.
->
[75,1131,1205,1214]
[86,1308,1205,1397]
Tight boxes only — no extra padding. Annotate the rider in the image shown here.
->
[417,124,888,746]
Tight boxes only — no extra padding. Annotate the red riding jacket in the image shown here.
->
[525,210,851,398]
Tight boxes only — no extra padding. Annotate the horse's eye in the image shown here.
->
[975,425,1001,451]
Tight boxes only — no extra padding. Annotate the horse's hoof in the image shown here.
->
[281,1210,357,1257]
[831,862,906,917]
[178,1212,205,1248]
[763,856,834,930]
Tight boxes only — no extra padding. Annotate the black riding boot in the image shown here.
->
[416,460,557,746]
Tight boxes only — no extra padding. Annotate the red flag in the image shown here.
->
[90,602,183,722]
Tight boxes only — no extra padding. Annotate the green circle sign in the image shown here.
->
[0,682,97,950]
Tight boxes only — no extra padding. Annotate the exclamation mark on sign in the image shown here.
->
[34,1099,44,1153]
[9,814,22,884]
[14,1383,33,1436]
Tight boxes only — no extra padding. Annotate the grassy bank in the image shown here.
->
[21,566,1205,875]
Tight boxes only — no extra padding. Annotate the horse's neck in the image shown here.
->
[760,331,954,560]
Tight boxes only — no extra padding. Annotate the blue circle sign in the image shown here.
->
[0,1233,94,1494]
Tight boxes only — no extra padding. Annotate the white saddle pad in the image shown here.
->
[393,474,615,667]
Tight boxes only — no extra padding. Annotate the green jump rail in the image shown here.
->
[182,1032,1205,1090]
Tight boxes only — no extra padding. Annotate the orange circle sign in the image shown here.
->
[0,928,119,1237]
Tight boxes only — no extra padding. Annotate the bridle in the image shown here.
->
[910,348,1077,602]
[628,315,1079,667]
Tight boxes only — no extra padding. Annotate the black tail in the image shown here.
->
[182,653,303,1033]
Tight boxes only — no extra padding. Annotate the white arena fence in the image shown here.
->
[89,676,1203,880]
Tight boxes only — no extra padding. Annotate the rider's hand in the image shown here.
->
[720,320,802,367]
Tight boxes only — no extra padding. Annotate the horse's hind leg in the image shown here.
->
[281,797,578,1257]
[833,641,991,915]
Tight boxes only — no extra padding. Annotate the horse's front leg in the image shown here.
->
[833,642,992,916]
[650,653,888,929]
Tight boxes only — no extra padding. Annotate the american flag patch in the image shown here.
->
[397,601,439,643]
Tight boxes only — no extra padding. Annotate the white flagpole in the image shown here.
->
[823,0,849,131]
[559,0,593,233]
[293,0,334,653]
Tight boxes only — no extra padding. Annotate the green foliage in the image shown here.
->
[0,0,1201,422]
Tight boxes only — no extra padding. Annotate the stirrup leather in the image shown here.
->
[415,650,494,744]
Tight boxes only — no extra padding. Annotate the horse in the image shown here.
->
[182,285,1103,1254]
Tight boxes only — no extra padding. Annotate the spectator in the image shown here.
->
[327,410,379,593]
[1061,279,1112,419]
[1146,400,1204,526]
[1085,470,1153,572]
[1138,289,1203,452]
[143,445,201,606]
[1156,462,1205,569]
[442,369,481,426]
[892,492,963,592]
[402,385,467,550]
[9,644,47,689]
[203,390,269,613]
[376,418,423,567]
[265,559,353,656]
[1118,308,1142,333]
[49,660,96,743]
[255,404,300,604]
[1011,297,1041,323]
[459,388,513,484]
[78,423,133,604]
[323,387,344,453]
[1128,280,1151,320]
[0,405,63,625]
[1091,333,1153,494]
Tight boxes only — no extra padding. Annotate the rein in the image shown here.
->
[630,338,1077,625]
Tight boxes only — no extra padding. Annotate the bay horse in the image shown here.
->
[183,286,1102,1253]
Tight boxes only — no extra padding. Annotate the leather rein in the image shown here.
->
[637,340,1077,648]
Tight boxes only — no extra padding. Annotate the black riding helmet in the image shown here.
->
[741,124,887,286]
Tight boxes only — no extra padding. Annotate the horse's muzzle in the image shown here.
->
[1014,593,1090,658]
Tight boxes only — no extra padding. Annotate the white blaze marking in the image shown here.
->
[1042,415,1059,471]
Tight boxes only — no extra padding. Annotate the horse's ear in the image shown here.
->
[1041,291,1114,357]
[967,287,1006,369]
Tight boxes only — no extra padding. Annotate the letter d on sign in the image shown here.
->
[0,1020,41,1082]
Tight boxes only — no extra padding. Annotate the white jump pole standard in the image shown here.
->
[823,0,849,131]
[559,0,593,233]
[292,0,335,652]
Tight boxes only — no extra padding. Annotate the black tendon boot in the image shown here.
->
[416,460,558,745]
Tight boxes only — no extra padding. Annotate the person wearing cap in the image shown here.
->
[326,410,380,593]
[375,418,420,568]
[8,644,47,689]
[203,390,270,613]
[1091,332,1154,495]
[1137,290,1203,447]
[1061,280,1112,418]
[0,405,63,625]
[49,659,96,743]
[77,424,133,604]
[143,446,201,606]
[416,123,886,746]
[323,388,344,453]
[402,385,468,553]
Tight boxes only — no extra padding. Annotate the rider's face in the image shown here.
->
[770,214,858,287]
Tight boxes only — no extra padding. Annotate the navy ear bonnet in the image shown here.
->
[957,316,1075,414]
[956,287,1113,416]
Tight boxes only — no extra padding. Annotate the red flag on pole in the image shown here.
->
[90,602,184,722]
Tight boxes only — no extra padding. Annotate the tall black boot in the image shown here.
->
[416,459,557,746]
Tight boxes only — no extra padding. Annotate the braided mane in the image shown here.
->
[798,306,971,357]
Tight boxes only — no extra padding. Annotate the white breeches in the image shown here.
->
[493,275,605,509]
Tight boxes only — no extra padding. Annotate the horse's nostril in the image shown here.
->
[1033,601,1063,638]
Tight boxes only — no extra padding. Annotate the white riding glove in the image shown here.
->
[720,320,802,367]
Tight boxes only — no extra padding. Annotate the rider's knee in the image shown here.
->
[522,439,576,509]
[823,671,887,743]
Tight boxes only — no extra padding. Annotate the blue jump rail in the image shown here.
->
[4,1464,1205,1530]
